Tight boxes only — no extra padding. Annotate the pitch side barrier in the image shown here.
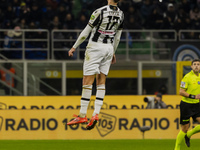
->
[0,109,199,139]
[1,96,200,140]
[0,95,181,110]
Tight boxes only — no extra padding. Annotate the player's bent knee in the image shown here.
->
[181,124,190,133]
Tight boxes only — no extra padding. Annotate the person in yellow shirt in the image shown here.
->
[174,59,200,150]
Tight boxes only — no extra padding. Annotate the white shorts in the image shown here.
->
[83,41,114,76]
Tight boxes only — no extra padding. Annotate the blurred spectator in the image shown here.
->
[56,4,67,24]
[75,14,88,29]
[46,0,59,10]
[126,15,142,30]
[0,0,199,60]
[189,6,200,29]
[190,6,200,22]
[184,31,200,40]
[0,0,8,12]
[179,0,192,14]
[132,0,143,8]
[28,21,37,30]
[25,29,47,60]
[198,0,200,8]
[3,27,22,48]
[53,27,65,49]
[161,3,178,38]
[41,4,54,29]
[12,0,21,7]
[27,29,47,48]
[42,4,54,22]
[144,93,167,109]
[157,84,168,95]
[29,3,42,27]
[177,6,189,23]
[22,21,48,59]
[12,0,21,17]
[2,20,13,29]
[77,7,90,19]
[140,0,154,21]
[0,63,17,95]
[145,7,163,29]
[24,0,32,8]
[190,0,198,10]
[174,6,189,31]
[18,2,31,23]
[125,6,142,27]
[125,15,142,39]
[125,15,142,48]
[89,0,107,12]
[152,0,166,13]
[0,9,5,25]
[53,27,69,60]
[3,26,22,59]
[3,30,13,58]
[0,0,198,33]
[165,0,177,5]
[60,0,73,12]
[162,3,178,29]
[18,18,28,29]
[178,17,193,39]
[49,16,62,30]
[184,17,193,29]
[5,5,15,25]
[63,12,76,29]
[118,0,132,12]
[61,24,76,57]
[62,31,75,49]
[80,0,94,10]
[36,0,46,9]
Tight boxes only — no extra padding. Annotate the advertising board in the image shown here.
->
[1,109,195,139]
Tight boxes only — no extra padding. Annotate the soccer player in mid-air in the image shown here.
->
[174,59,200,150]
[67,0,124,130]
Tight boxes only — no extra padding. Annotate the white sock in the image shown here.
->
[79,85,92,117]
[93,84,105,116]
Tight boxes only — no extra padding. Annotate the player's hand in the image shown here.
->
[68,48,75,57]
[111,54,116,64]
[196,94,200,99]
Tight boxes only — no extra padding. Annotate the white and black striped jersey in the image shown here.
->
[88,5,124,44]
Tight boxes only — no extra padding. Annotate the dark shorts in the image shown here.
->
[180,101,200,125]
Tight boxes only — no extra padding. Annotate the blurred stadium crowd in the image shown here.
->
[0,0,200,31]
[0,0,200,60]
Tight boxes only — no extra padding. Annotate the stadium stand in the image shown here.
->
[0,0,199,60]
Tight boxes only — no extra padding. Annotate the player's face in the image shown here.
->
[191,61,200,73]
[155,96,161,102]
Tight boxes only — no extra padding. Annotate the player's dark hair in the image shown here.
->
[114,0,120,3]
[192,59,200,65]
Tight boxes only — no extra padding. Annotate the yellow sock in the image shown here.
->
[174,130,186,150]
[187,125,200,138]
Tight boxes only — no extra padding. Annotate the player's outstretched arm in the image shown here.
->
[179,88,189,97]
[68,25,92,57]
[180,88,200,99]
[113,30,122,53]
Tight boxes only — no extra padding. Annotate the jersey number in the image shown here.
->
[106,16,120,30]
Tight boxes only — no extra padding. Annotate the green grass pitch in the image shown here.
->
[0,139,199,150]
